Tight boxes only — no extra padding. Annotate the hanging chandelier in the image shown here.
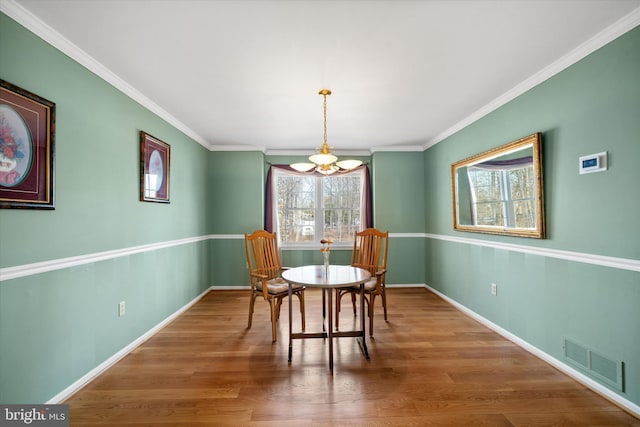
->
[290,89,362,175]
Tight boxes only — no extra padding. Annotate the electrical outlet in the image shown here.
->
[491,283,498,296]
[118,301,126,317]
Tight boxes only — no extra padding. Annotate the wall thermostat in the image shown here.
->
[579,151,607,174]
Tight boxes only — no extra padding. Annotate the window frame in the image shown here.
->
[270,166,368,249]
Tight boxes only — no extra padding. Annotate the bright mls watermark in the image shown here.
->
[0,405,68,426]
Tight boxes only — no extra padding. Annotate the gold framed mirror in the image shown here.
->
[451,132,545,239]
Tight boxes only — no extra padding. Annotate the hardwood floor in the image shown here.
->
[66,288,640,426]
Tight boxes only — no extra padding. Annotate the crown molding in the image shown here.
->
[209,145,266,152]
[265,149,371,156]
[370,145,424,153]
[0,0,212,150]
[423,6,640,151]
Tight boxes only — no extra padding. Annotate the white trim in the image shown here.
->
[209,145,266,152]
[389,232,426,238]
[386,283,425,288]
[265,149,371,157]
[46,286,213,404]
[282,245,352,251]
[370,145,424,153]
[425,233,640,273]
[0,0,211,150]
[0,236,209,282]
[423,6,640,150]
[425,284,640,418]
[389,232,640,273]
[207,234,244,240]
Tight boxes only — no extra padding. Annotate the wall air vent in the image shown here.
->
[563,337,624,391]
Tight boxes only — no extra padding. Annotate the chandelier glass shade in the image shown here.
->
[290,89,362,175]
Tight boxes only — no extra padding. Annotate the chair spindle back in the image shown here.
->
[351,228,388,276]
[245,230,282,280]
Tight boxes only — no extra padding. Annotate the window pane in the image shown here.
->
[324,208,361,242]
[274,169,364,245]
[323,175,361,243]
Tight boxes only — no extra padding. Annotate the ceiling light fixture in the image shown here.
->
[290,89,362,175]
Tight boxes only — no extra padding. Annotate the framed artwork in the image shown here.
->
[139,131,170,203]
[0,79,56,209]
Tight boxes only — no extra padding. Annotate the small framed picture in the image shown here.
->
[0,79,55,209]
[139,131,170,203]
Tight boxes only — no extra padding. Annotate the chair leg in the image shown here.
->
[275,297,283,321]
[247,292,257,329]
[381,284,388,321]
[268,299,278,343]
[368,294,376,337]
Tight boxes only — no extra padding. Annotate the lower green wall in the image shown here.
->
[0,242,210,403]
[423,26,640,407]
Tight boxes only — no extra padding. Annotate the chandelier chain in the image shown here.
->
[323,92,328,145]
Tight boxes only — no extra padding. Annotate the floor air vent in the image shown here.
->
[563,337,624,391]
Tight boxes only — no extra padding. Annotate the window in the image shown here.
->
[270,167,368,247]
[467,162,536,229]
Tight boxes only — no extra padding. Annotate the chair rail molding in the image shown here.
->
[0,236,210,282]
[425,233,640,273]
[1,233,638,282]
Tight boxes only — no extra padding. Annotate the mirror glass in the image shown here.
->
[451,133,545,238]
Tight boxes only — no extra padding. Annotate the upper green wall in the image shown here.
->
[372,151,426,233]
[0,13,210,268]
[425,26,640,259]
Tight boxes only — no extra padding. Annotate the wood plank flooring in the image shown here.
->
[65,288,640,426]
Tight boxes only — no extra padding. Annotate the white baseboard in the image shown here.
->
[46,286,213,404]
[424,284,640,419]
[385,283,426,288]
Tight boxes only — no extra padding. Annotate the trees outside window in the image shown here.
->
[467,164,536,229]
[272,167,366,247]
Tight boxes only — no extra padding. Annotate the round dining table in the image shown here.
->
[282,264,371,371]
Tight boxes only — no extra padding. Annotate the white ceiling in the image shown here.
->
[5,0,640,153]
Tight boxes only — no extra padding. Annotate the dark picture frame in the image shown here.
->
[0,79,55,209]
[139,131,170,203]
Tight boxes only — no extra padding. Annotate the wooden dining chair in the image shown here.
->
[244,230,305,342]
[335,228,389,336]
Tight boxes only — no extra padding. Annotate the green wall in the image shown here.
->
[1,9,638,412]
[207,151,264,286]
[206,151,427,288]
[0,13,211,403]
[423,26,640,406]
